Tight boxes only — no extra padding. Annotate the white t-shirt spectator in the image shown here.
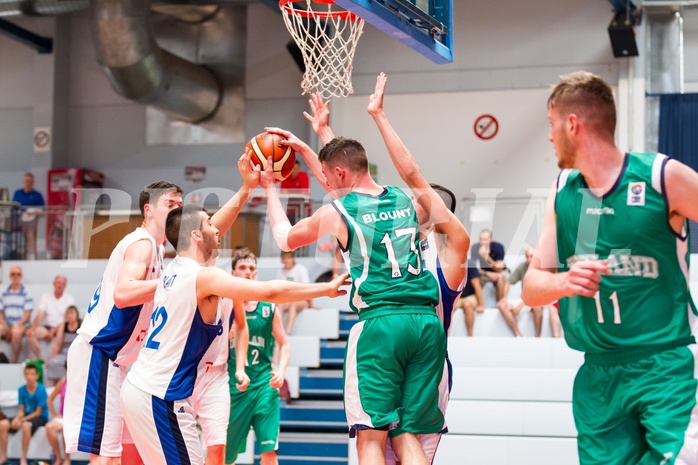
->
[276,264,310,284]
[37,291,75,328]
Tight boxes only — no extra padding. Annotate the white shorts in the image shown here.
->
[121,378,204,465]
[64,335,127,457]
[191,365,230,447]
[385,433,443,464]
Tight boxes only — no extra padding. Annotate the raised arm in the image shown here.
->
[521,182,607,306]
[259,158,345,251]
[210,150,259,235]
[368,73,469,288]
[264,126,332,196]
[267,92,337,195]
[304,92,336,145]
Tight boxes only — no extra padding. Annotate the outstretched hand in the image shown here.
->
[239,148,259,190]
[264,127,310,154]
[259,156,277,189]
[367,72,387,117]
[303,92,331,136]
[328,271,351,298]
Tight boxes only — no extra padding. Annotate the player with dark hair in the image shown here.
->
[120,205,347,465]
[65,153,260,465]
[65,180,183,465]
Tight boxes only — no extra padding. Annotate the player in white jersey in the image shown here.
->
[121,205,349,465]
[64,180,183,465]
[191,292,249,465]
[65,153,261,465]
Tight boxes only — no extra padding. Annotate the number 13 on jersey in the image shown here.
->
[379,227,421,278]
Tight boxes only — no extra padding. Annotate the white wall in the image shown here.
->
[684,8,698,84]
[329,87,557,203]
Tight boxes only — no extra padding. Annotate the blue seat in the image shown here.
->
[320,340,346,366]
[299,368,343,397]
[280,400,347,430]
[339,312,358,337]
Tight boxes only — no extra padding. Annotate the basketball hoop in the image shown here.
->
[280,0,364,99]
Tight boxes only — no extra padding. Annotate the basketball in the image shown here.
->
[246,132,296,181]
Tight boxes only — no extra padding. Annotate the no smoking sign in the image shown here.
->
[33,127,51,153]
[473,114,499,140]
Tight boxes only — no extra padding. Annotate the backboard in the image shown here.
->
[332,0,453,64]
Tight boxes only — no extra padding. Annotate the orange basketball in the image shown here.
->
[246,132,296,181]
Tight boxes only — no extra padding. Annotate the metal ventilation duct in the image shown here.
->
[0,0,87,17]
[91,0,223,123]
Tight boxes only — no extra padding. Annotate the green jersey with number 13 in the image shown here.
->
[333,185,438,315]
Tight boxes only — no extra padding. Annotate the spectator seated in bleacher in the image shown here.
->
[276,251,317,335]
[43,306,80,387]
[46,375,69,465]
[457,261,485,337]
[26,275,75,362]
[0,362,48,465]
[0,266,34,363]
[498,247,561,338]
[470,229,509,301]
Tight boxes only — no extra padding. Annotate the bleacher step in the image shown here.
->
[339,312,358,337]
[270,432,348,465]
[432,434,578,465]
[319,340,346,366]
[300,368,343,397]
[280,400,347,431]
[448,337,584,369]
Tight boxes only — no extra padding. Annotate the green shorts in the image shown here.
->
[344,308,446,436]
[225,384,280,463]
[574,345,698,465]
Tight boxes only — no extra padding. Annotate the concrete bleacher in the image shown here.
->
[0,363,90,462]
[345,338,583,465]
[4,256,698,464]
[432,338,582,465]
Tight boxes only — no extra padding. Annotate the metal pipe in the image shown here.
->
[0,0,88,17]
[91,0,222,123]
[641,1,698,6]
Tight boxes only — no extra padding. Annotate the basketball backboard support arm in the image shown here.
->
[332,0,453,64]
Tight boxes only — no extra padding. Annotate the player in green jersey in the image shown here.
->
[258,121,444,465]
[522,71,698,465]
[225,249,290,465]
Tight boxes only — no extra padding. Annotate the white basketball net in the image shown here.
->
[280,1,364,99]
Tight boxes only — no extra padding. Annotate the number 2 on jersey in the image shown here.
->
[379,227,421,278]
[250,348,260,365]
[594,291,621,324]
[145,306,168,349]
